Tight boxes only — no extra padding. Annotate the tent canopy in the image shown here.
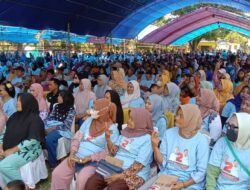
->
[171,23,250,45]
[1,0,250,39]
[140,7,250,45]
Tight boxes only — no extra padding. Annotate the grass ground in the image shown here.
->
[36,164,51,190]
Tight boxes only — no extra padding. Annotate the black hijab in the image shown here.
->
[3,93,45,150]
[105,90,124,132]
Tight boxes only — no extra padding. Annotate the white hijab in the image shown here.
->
[122,80,140,108]
[235,112,250,149]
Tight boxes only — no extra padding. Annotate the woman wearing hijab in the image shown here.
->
[151,104,209,190]
[221,86,250,126]
[110,69,126,97]
[206,113,250,190]
[162,82,181,114]
[213,63,234,112]
[121,80,145,108]
[94,74,110,99]
[51,99,119,190]
[85,108,154,190]
[198,70,213,90]
[145,94,167,140]
[0,93,44,185]
[74,79,96,125]
[0,82,16,118]
[105,90,124,132]
[45,90,75,168]
[68,72,87,93]
[29,83,49,120]
[196,89,222,143]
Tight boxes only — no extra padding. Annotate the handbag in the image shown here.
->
[96,159,123,177]
[225,137,250,176]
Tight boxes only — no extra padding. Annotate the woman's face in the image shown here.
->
[58,94,63,104]
[240,99,250,114]
[145,98,152,112]
[16,97,22,112]
[73,74,80,84]
[127,113,135,129]
[97,77,103,86]
[227,115,239,133]
[240,87,250,100]
[104,92,111,103]
[175,108,185,128]
[163,86,169,96]
[79,81,84,91]
[29,86,38,98]
[238,71,245,80]
[0,85,7,98]
[127,83,134,95]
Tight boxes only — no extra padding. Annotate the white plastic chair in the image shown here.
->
[20,153,48,189]
[0,153,48,189]
[56,116,75,160]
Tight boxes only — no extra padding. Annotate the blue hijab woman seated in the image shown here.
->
[44,90,75,168]
[151,104,209,190]
[0,93,44,186]
[206,113,250,190]
[85,108,154,190]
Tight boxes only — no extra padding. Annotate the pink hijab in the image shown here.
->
[121,108,153,138]
[30,83,49,112]
[74,79,96,115]
[197,89,220,119]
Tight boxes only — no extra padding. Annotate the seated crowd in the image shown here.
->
[0,50,249,190]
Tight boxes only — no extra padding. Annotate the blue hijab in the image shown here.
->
[148,94,165,126]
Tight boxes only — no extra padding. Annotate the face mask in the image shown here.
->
[156,81,162,87]
[90,109,100,119]
[226,128,238,142]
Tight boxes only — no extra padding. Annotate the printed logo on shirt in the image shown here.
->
[221,154,240,182]
[169,147,189,170]
[85,134,94,141]
[120,137,133,151]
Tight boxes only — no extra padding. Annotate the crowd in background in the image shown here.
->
[0,49,249,190]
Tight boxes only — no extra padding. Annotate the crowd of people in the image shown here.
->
[0,49,249,190]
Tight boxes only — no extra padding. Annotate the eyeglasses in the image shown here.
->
[225,122,238,130]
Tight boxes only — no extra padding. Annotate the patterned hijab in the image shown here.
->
[89,99,116,137]
[121,108,153,138]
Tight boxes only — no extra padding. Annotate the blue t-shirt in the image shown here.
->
[3,98,16,118]
[124,75,137,83]
[209,137,250,190]
[221,102,236,118]
[76,117,119,158]
[120,96,145,108]
[114,134,153,181]
[155,116,167,141]
[160,127,209,190]
[140,78,155,89]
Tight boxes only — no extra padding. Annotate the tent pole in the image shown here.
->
[67,22,71,69]
[123,39,125,61]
